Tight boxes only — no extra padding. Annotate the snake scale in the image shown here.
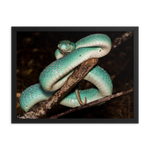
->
[19,34,113,112]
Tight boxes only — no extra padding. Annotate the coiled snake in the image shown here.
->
[19,34,113,112]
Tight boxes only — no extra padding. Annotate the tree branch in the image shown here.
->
[19,32,133,119]
[49,88,133,119]
[112,31,133,49]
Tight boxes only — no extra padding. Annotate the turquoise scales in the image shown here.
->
[19,34,113,112]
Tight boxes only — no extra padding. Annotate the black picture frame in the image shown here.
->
[12,26,138,123]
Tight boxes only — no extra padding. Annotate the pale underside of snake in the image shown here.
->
[19,34,113,112]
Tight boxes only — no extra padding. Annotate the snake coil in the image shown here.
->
[19,34,113,112]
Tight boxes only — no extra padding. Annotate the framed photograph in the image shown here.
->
[12,27,138,123]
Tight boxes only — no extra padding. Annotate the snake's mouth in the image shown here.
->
[59,48,71,56]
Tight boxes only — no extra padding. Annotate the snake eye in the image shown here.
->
[67,42,71,46]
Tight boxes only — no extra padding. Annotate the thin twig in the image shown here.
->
[75,89,87,105]
[49,88,133,119]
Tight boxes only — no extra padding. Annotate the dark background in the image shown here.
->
[16,31,133,118]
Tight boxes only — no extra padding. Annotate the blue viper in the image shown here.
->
[19,34,113,112]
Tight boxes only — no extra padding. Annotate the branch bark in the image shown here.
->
[19,31,133,119]
[49,88,133,119]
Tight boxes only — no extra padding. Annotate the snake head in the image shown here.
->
[58,40,76,55]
